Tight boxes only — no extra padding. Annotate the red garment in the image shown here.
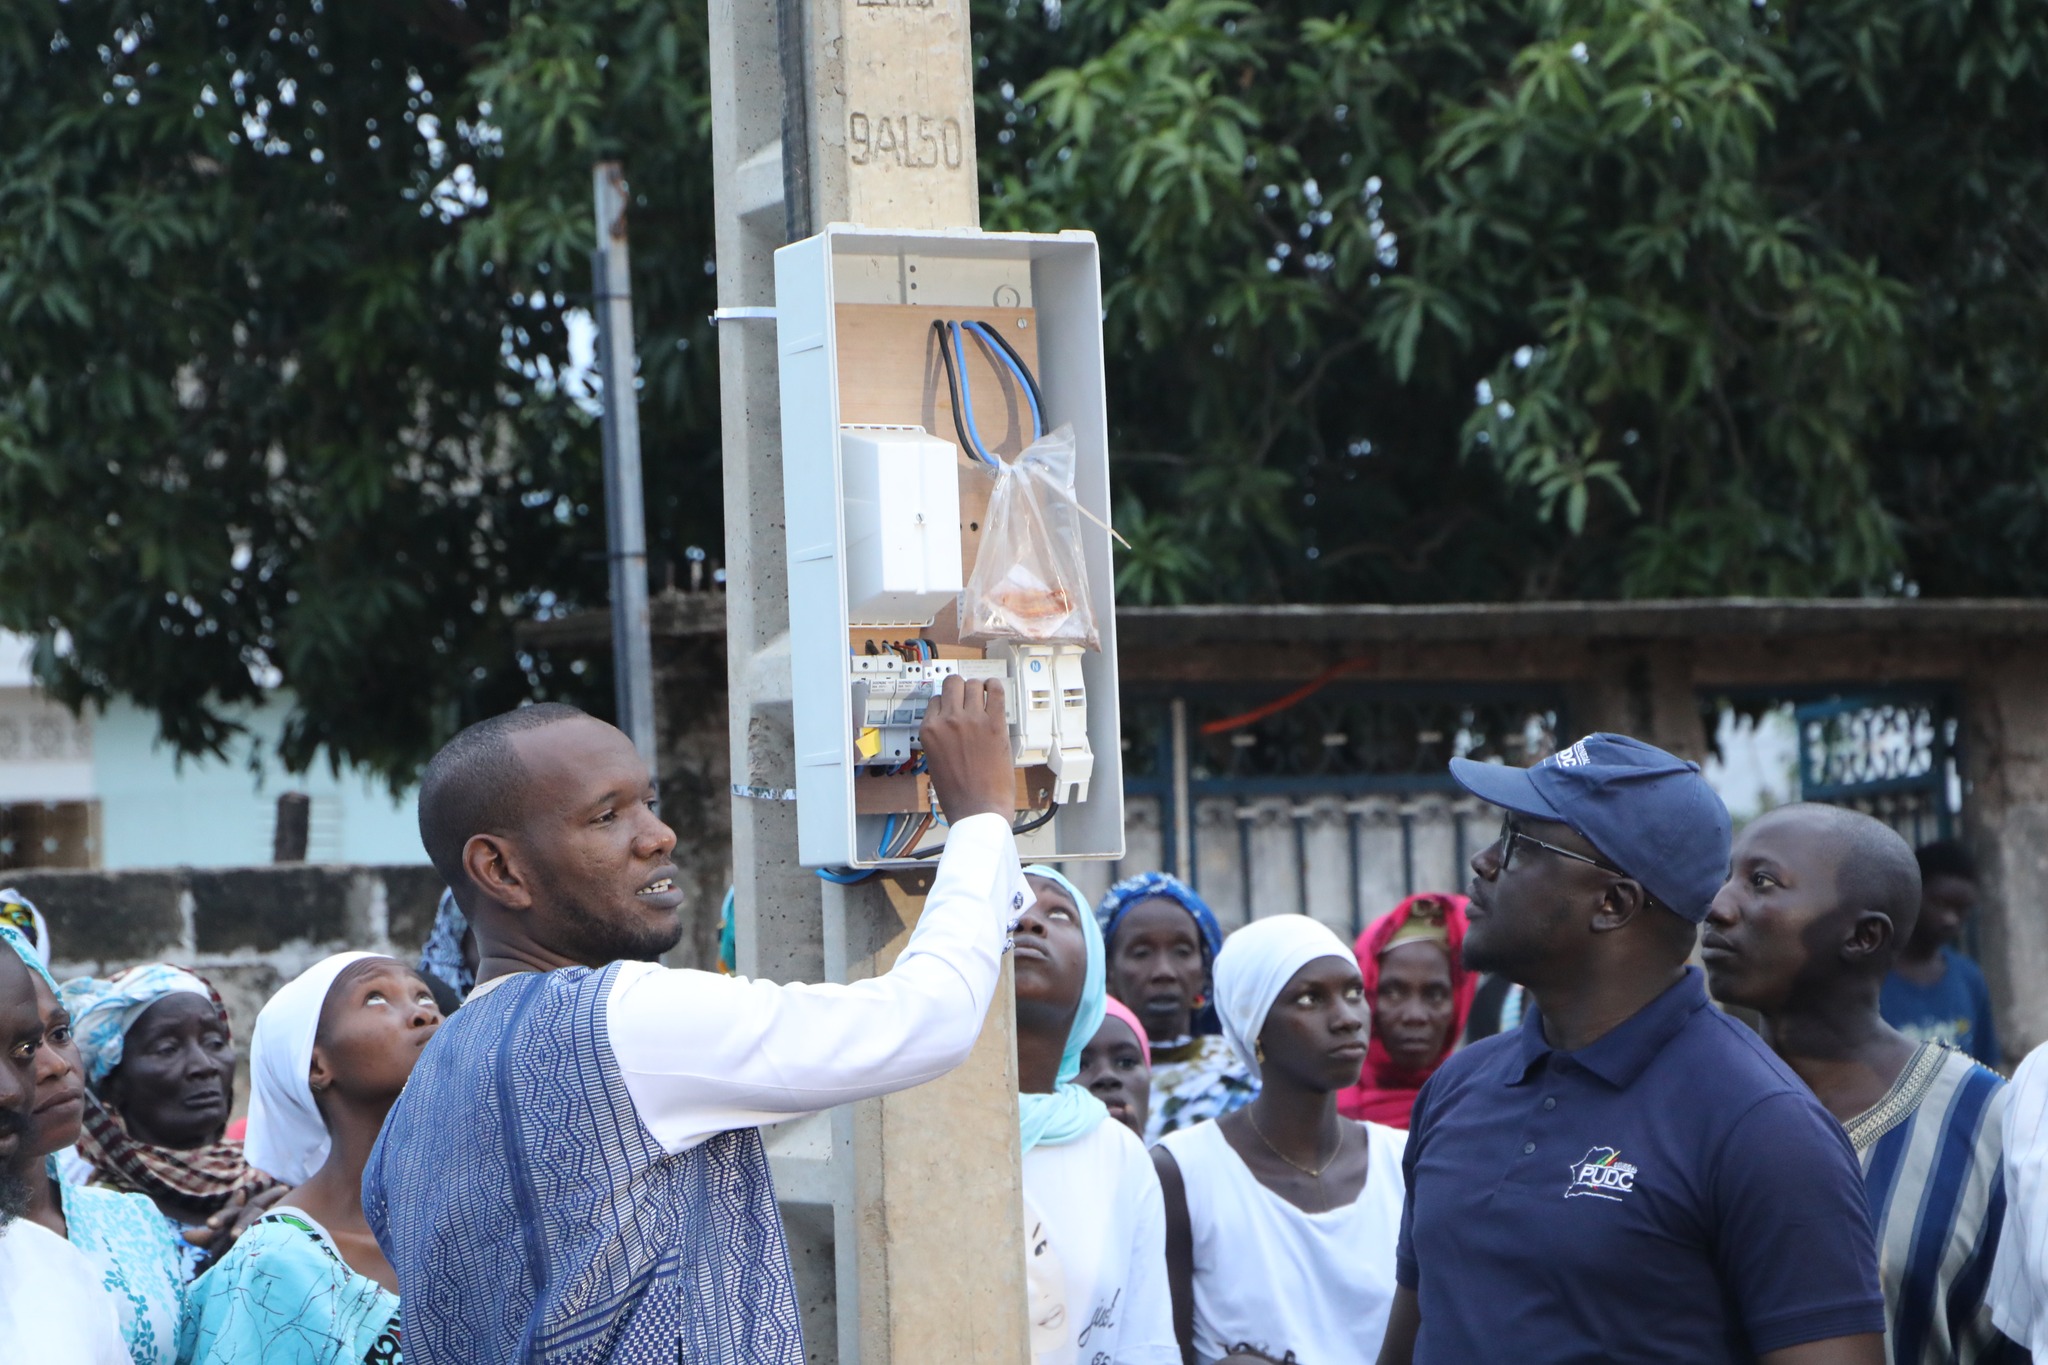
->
[1336,892,1477,1129]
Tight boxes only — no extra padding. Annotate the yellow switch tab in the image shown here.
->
[856,727,882,760]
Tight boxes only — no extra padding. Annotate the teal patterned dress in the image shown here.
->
[57,1169,189,1365]
[179,1209,402,1364]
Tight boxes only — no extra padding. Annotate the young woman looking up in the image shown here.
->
[182,952,443,1364]
[1154,915,1408,1365]
[1077,996,1153,1139]
[2,922,189,1365]
[1015,866,1179,1365]
[1337,894,1476,1129]
[1099,873,1255,1141]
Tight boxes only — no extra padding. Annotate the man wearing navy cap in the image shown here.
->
[1376,734,1887,1365]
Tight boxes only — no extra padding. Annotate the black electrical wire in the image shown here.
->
[903,801,1059,861]
[965,319,1046,430]
[931,319,985,463]
[932,317,1049,462]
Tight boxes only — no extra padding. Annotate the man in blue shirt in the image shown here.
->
[1376,734,1887,1365]
[1881,840,2002,1068]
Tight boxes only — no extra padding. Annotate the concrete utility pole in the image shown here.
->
[591,162,659,774]
[707,0,1028,1361]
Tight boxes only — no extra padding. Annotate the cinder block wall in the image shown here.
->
[5,864,448,1116]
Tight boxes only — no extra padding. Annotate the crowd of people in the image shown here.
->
[0,684,2044,1365]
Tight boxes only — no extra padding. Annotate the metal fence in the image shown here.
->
[1793,692,1960,846]
[1059,684,1562,936]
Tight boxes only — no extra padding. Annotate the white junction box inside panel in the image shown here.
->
[774,224,1125,868]
[840,426,963,625]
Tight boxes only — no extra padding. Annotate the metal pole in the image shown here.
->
[591,162,658,773]
[1171,695,1194,880]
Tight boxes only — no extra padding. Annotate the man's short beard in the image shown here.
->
[557,891,684,964]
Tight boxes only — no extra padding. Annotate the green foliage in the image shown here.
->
[5,0,2048,784]
[977,0,2048,602]
[0,0,720,782]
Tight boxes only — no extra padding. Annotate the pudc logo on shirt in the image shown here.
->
[1565,1147,1638,1201]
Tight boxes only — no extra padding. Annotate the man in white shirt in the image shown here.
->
[0,949,129,1364]
[1989,1039,2048,1356]
[365,678,1028,1364]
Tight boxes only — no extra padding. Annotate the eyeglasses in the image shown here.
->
[1495,816,1620,875]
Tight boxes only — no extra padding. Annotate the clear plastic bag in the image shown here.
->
[960,423,1100,649]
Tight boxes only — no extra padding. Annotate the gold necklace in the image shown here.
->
[1245,1107,1344,1179]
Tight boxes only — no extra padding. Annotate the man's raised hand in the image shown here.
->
[920,675,1016,826]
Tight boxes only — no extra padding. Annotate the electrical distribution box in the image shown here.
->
[775,224,1125,869]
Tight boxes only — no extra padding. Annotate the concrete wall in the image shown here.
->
[5,863,448,1116]
[1963,646,2048,1063]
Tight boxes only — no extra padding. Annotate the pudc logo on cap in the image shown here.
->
[1447,733,1732,924]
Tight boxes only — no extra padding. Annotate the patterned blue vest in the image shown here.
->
[364,963,804,1364]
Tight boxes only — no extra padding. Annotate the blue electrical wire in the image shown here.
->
[949,323,1000,466]
[816,866,876,884]
[963,320,1044,441]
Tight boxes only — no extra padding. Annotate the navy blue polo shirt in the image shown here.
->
[1396,967,1885,1363]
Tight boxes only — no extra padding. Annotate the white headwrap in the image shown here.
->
[0,888,49,963]
[1213,915,1358,1083]
[244,951,378,1186]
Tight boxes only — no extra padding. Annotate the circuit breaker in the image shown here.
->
[775,225,1124,869]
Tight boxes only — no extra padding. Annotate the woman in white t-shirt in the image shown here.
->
[1017,865,1180,1365]
[1153,915,1407,1365]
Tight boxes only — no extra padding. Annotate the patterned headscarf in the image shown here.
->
[59,964,272,1211]
[1096,871,1225,1036]
[0,886,49,964]
[1018,866,1109,1152]
[417,889,475,1000]
[61,963,216,1084]
[0,921,57,994]
[1338,892,1477,1128]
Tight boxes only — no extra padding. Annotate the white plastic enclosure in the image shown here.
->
[775,224,1126,868]
[840,425,963,626]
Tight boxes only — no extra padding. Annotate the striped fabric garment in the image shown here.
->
[1987,1042,2048,1356]
[1848,1041,2016,1365]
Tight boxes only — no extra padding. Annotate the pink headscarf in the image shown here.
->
[1099,994,1152,1068]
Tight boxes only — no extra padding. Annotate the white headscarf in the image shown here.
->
[0,888,49,963]
[1213,915,1358,1083]
[244,951,378,1186]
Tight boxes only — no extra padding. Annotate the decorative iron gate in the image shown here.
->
[1794,692,1961,846]
[1059,683,1562,937]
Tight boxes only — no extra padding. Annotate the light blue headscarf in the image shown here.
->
[1018,865,1109,1152]
[59,963,215,1083]
[0,921,57,994]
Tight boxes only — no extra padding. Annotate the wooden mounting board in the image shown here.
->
[834,303,1040,641]
[847,629,980,660]
[855,765,1056,816]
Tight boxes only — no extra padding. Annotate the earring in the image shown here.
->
[1255,1040,1265,1064]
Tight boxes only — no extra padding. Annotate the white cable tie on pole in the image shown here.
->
[732,783,800,802]
[711,306,779,324]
